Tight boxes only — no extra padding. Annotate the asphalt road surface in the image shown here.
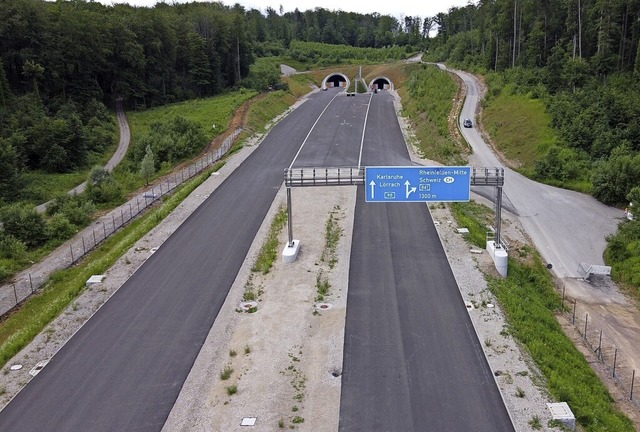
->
[338,92,514,431]
[0,87,513,431]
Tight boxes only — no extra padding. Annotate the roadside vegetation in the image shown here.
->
[450,201,634,432]
[0,163,225,368]
[288,41,411,68]
[604,217,640,299]
[399,64,466,165]
[0,89,258,285]
[251,206,288,275]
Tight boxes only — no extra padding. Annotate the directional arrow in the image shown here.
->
[369,180,376,199]
[405,180,416,199]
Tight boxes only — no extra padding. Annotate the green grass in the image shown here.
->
[449,201,493,248]
[251,207,288,274]
[321,210,342,269]
[244,91,297,135]
[400,64,465,165]
[128,89,257,142]
[220,365,233,380]
[452,200,634,432]
[0,163,224,369]
[285,74,320,98]
[482,92,557,176]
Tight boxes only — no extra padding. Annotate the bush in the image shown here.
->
[48,213,77,241]
[0,203,49,248]
[0,234,28,260]
[46,194,95,226]
[86,167,124,205]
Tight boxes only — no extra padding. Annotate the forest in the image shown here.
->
[0,0,423,201]
[425,0,640,207]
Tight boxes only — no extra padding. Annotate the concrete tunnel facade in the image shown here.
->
[368,76,394,91]
[322,73,350,89]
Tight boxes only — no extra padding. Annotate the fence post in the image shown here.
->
[613,349,618,378]
[597,330,602,360]
[129,203,132,218]
[121,208,124,224]
[572,299,576,324]
[13,284,18,304]
[82,237,86,254]
[103,222,107,238]
[112,214,116,227]
[29,273,33,293]
[70,244,75,263]
[631,370,635,400]
[93,229,97,246]
[584,313,588,340]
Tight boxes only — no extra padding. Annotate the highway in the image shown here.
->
[338,91,514,431]
[0,86,513,431]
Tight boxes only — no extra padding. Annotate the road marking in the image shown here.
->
[357,93,373,170]
[288,91,342,169]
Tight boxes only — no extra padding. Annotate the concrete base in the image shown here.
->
[486,241,508,277]
[547,402,575,431]
[86,274,105,287]
[282,240,300,263]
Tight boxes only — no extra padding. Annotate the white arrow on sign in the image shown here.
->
[369,180,376,199]
[405,180,416,199]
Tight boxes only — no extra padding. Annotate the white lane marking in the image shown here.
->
[289,91,342,169]
[357,93,374,170]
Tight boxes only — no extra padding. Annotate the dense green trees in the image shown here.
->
[426,0,640,207]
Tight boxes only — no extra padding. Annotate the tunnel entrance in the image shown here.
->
[369,76,394,91]
[322,73,349,89]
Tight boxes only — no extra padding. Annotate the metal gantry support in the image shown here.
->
[283,166,505,249]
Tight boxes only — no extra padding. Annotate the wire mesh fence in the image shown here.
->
[0,129,241,318]
[559,283,638,403]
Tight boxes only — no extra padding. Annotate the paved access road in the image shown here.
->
[452,66,620,278]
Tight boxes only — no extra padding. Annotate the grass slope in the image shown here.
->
[482,91,557,175]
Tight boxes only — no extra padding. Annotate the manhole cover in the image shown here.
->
[315,303,333,311]
[10,364,22,371]
[239,301,258,311]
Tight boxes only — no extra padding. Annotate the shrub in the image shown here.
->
[48,214,77,241]
[0,203,49,247]
[0,234,27,260]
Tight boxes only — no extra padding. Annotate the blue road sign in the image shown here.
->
[365,166,471,202]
